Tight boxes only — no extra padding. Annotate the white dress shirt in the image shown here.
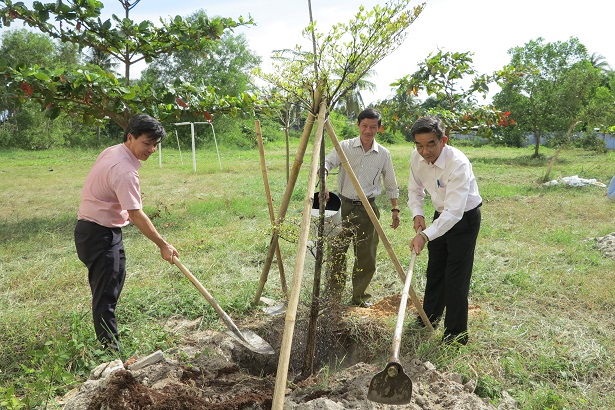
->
[407,144,482,241]
[325,137,399,200]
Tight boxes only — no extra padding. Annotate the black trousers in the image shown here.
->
[423,205,481,338]
[74,220,126,344]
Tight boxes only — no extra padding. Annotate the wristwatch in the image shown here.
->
[391,207,400,212]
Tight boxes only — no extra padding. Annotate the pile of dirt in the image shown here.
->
[57,296,516,410]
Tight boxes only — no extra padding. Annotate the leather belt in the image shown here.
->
[340,195,375,206]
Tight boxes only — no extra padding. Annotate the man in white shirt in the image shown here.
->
[407,116,482,346]
[323,108,400,307]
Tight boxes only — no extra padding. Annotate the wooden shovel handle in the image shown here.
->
[172,256,248,343]
[390,251,417,363]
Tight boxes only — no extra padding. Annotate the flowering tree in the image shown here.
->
[383,49,509,140]
[0,0,258,129]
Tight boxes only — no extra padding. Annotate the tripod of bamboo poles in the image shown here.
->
[269,99,328,409]
[264,107,434,409]
[252,90,320,305]
[255,119,288,298]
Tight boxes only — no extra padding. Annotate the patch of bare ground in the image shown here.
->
[591,232,615,259]
[58,295,514,410]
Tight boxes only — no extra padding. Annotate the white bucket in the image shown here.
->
[310,192,342,238]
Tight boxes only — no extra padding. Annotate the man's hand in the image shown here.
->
[410,233,427,255]
[410,217,427,254]
[391,210,400,229]
[160,243,179,264]
[413,215,426,232]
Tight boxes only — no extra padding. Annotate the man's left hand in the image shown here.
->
[391,211,400,229]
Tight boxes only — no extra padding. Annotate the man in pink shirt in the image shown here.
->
[74,114,179,351]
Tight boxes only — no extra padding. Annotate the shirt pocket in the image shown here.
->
[364,165,382,186]
[435,179,446,202]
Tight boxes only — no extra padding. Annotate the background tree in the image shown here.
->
[0,28,93,149]
[589,52,611,71]
[141,10,261,97]
[85,47,120,76]
[373,83,421,140]
[334,69,377,120]
[260,87,304,181]
[584,71,615,138]
[492,37,593,157]
[0,0,257,130]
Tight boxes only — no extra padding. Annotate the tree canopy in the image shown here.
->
[140,10,261,98]
[381,49,506,140]
[256,0,425,114]
[0,0,258,129]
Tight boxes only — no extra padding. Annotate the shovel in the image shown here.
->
[172,256,275,355]
[367,250,417,405]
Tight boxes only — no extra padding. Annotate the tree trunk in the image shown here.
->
[533,131,541,157]
[542,120,579,182]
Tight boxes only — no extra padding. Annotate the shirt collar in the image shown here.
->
[417,144,448,169]
[353,136,380,153]
[120,142,142,169]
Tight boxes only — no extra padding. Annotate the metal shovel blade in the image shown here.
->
[173,257,275,355]
[225,329,275,355]
[367,362,413,405]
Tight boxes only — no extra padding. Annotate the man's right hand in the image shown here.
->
[413,215,426,232]
[161,243,179,264]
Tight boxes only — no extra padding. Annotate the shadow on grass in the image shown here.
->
[0,212,188,245]
[0,214,77,245]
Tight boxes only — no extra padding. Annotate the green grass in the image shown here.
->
[1,141,614,409]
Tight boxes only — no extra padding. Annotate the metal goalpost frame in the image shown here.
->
[157,122,222,172]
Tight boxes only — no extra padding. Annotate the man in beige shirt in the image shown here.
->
[323,108,400,307]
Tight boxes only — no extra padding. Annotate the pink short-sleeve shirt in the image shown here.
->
[78,143,142,228]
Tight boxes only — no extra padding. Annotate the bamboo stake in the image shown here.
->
[252,110,317,305]
[323,119,433,331]
[255,120,288,297]
[301,127,327,377]
[271,101,328,410]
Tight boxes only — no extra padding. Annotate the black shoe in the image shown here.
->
[414,315,440,329]
[442,332,468,346]
[351,300,373,308]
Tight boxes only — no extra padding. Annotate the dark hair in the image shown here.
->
[410,116,445,140]
[123,114,166,142]
[357,107,382,127]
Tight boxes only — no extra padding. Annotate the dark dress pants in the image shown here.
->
[74,220,126,344]
[327,200,380,305]
[423,206,481,340]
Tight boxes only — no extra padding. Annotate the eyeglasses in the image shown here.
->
[414,140,441,151]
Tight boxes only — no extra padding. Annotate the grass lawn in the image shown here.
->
[0,139,614,409]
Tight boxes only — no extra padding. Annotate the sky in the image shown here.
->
[14,0,615,104]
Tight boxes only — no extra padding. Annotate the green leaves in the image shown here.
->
[258,0,425,114]
[383,48,506,139]
[0,1,258,129]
